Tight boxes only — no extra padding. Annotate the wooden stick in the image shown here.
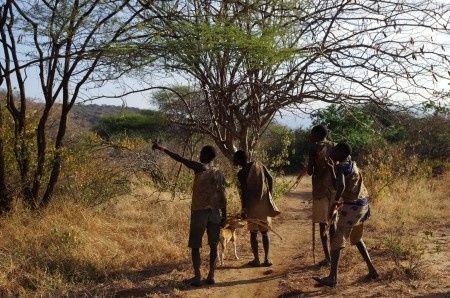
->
[288,168,307,191]
[312,222,316,264]
[245,218,283,240]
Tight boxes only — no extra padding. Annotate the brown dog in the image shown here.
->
[218,218,245,266]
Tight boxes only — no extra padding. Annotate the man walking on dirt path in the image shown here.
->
[233,150,280,267]
[307,125,335,266]
[313,142,378,287]
[153,143,227,287]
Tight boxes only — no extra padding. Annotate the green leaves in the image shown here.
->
[312,104,382,154]
[164,19,296,70]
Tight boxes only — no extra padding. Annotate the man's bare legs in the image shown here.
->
[191,248,202,286]
[206,244,218,284]
[319,222,331,266]
[356,239,378,279]
[262,232,272,266]
[248,231,260,267]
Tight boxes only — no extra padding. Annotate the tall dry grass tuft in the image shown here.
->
[361,145,450,279]
[363,145,449,232]
[0,187,190,296]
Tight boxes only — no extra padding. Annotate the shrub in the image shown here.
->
[255,123,294,171]
[311,104,382,155]
[96,110,167,140]
[384,234,427,279]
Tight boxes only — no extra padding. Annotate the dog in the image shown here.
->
[218,218,245,266]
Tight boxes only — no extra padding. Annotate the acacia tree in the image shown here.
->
[137,0,450,160]
[0,0,146,209]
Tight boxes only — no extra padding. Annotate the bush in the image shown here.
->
[384,234,427,279]
[96,110,167,140]
[311,104,383,155]
[286,128,310,173]
[361,144,431,201]
[255,123,294,171]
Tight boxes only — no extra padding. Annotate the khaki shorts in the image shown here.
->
[312,196,332,223]
[330,224,364,251]
[248,217,271,233]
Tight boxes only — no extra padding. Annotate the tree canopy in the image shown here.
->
[133,0,450,159]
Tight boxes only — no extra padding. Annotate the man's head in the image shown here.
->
[233,150,248,167]
[330,142,352,162]
[199,145,216,164]
[310,125,328,142]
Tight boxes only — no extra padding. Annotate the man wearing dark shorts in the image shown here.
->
[153,143,227,286]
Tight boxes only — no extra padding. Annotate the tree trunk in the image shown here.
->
[31,106,51,200]
[40,107,69,207]
[0,98,11,213]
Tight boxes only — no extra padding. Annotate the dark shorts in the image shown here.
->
[188,208,222,248]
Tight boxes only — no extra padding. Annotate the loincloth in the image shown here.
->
[331,198,371,250]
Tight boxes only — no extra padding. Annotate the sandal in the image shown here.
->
[316,259,330,267]
[185,277,202,287]
[313,276,336,287]
[247,259,261,267]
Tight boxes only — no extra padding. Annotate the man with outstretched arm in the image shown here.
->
[233,150,280,267]
[313,142,378,287]
[153,143,227,287]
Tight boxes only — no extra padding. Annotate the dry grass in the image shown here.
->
[0,174,249,297]
[365,168,450,283]
[0,154,448,296]
[370,170,449,233]
[280,170,450,297]
[0,186,191,296]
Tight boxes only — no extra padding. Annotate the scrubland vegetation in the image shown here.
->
[1,0,449,296]
[0,102,448,296]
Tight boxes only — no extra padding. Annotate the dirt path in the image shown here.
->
[107,178,449,297]
[181,180,313,298]
[178,179,450,298]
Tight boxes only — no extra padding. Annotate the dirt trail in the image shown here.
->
[183,180,313,298]
[179,178,450,298]
[108,178,449,297]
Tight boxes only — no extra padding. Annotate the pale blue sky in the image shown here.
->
[4,2,449,129]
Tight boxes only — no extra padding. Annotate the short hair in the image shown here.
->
[311,124,328,140]
[233,150,248,163]
[200,145,216,163]
[334,142,352,158]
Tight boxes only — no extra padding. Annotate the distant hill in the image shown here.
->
[70,104,143,129]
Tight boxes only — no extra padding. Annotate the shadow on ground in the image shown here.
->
[91,271,285,297]
[74,261,190,297]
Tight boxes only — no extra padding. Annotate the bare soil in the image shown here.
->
[96,179,450,297]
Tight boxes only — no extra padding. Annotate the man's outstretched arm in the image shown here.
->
[153,143,205,173]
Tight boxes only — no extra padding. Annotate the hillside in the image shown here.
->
[70,104,144,129]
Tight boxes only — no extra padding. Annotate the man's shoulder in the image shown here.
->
[337,158,354,176]
[319,140,335,148]
[251,160,267,169]
[208,167,224,176]
[310,141,333,153]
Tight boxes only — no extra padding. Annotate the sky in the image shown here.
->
[3,1,450,129]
